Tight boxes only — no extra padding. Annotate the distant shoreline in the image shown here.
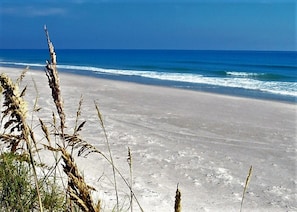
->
[1,48,297,52]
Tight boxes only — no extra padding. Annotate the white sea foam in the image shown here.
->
[226,71,265,77]
[0,61,44,67]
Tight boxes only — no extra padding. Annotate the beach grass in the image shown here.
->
[174,184,181,212]
[240,165,253,212]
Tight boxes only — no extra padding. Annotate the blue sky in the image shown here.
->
[0,0,296,50]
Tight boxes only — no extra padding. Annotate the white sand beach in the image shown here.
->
[1,67,296,211]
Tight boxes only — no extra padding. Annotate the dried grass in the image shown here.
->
[127,147,133,212]
[44,25,66,135]
[61,148,100,212]
[174,184,181,212]
[240,165,253,212]
[95,102,119,210]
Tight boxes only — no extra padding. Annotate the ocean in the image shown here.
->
[0,49,296,102]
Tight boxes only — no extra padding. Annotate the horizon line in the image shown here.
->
[0,48,296,52]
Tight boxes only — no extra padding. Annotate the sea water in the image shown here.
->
[0,49,296,102]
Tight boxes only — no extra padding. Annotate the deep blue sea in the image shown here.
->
[0,49,296,102]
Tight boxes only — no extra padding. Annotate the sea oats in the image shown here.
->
[174,184,181,212]
[0,72,43,211]
[0,73,28,150]
[240,165,253,212]
[61,148,100,212]
[127,147,133,212]
[16,66,29,86]
[44,25,66,134]
[39,118,51,145]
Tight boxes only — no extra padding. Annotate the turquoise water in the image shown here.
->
[0,49,296,102]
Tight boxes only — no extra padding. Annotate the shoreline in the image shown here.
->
[61,68,297,105]
[1,67,297,211]
[1,65,296,104]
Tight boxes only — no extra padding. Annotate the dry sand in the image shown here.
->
[1,67,296,211]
